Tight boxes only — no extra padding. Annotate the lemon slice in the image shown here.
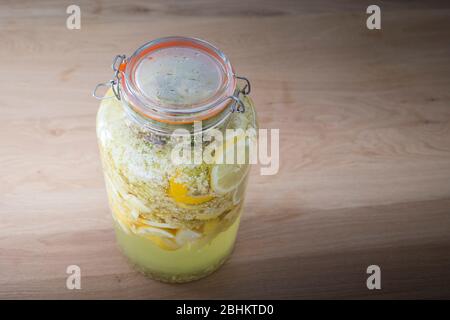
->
[145,235,179,251]
[112,206,132,234]
[139,218,178,229]
[137,226,175,238]
[124,194,152,214]
[175,229,202,246]
[211,134,251,194]
[135,224,180,250]
[168,177,214,205]
[115,216,131,235]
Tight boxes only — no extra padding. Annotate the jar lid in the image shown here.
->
[133,40,230,106]
[93,37,250,124]
[93,37,251,125]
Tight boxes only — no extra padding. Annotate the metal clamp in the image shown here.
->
[229,76,251,113]
[92,54,126,100]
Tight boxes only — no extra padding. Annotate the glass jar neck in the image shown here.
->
[121,98,233,136]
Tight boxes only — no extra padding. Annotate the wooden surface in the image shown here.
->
[1,0,450,299]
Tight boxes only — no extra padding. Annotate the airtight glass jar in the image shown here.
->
[94,37,257,283]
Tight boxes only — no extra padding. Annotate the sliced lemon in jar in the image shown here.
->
[139,218,178,229]
[211,133,251,194]
[146,235,180,251]
[168,177,214,205]
[137,226,179,250]
[175,229,202,246]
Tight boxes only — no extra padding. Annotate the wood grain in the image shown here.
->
[1,0,450,299]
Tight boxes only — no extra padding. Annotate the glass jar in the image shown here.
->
[94,37,257,283]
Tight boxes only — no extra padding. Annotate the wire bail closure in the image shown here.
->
[92,54,126,100]
[229,76,251,113]
[93,54,251,114]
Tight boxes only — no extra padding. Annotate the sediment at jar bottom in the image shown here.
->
[114,214,241,283]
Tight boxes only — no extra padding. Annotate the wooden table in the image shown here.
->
[1,0,449,299]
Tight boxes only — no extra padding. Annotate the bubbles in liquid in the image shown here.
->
[135,47,223,108]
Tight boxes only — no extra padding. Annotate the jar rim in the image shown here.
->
[120,36,237,124]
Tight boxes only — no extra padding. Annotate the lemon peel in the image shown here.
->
[168,176,214,205]
[210,133,251,194]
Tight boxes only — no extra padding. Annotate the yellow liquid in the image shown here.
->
[114,215,241,283]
